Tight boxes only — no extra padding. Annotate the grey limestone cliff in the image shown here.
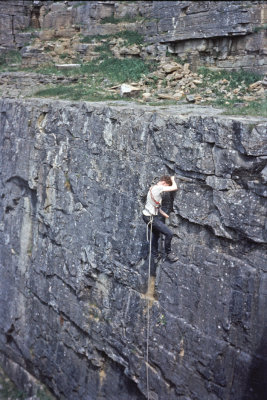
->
[0,98,267,399]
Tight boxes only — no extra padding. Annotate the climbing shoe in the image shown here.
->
[166,253,178,262]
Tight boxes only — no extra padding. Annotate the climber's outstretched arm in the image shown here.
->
[162,176,178,192]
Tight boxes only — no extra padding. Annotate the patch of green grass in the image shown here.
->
[223,98,267,117]
[82,57,151,83]
[32,64,80,77]
[115,30,144,45]
[148,75,159,89]
[0,50,22,67]
[19,26,41,33]
[72,1,85,8]
[34,83,122,101]
[0,64,22,72]
[100,14,145,24]
[94,42,112,55]
[197,67,263,88]
[34,56,152,81]
[192,67,266,116]
[59,53,70,59]
[34,64,63,75]
[80,33,116,44]
[253,23,267,33]
[33,55,156,101]
[80,35,96,43]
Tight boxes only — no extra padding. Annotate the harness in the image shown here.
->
[145,186,160,241]
[144,186,161,217]
[149,186,160,209]
[146,186,169,219]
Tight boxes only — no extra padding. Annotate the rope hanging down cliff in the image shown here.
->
[143,175,193,398]
[146,215,153,400]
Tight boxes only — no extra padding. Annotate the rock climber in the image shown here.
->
[143,175,178,275]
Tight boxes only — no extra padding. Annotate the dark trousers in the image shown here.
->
[143,215,173,258]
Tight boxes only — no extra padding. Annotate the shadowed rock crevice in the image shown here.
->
[5,176,37,213]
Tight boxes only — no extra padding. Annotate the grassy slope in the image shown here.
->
[0,31,266,116]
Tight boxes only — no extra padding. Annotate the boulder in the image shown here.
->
[173,91,185,100]
[55,63,81,69]
[118,44,141,56]
[186,94,196,103]
[261,75,267,88]
[120,83,141,97]
[160,61,183,74]
[142,92,152,101]
[249,81,262,91]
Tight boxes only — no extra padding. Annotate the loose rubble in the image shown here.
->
[1,28,266,105]
[112,59,266,104]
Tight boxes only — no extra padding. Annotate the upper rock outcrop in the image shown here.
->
[0,1,266,71]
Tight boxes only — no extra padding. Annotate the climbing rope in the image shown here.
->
[144,215,183,400]
[146,215,153,400]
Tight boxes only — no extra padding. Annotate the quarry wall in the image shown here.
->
[0,1,267,399]
[0,1,266,71]
[0,97,267,399]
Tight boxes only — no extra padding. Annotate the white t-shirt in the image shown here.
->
[143,185,165,216]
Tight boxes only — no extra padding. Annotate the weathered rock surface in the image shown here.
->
[0,357,55,399]
[148,1,267,72]
[0,1,32,49]
[0,98,267,399]
[0,72,79,99]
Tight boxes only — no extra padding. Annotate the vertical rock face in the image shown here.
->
[147,0,267,72]
[0,0,38,50]
[0,98,267,399]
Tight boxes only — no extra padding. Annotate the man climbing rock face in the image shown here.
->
[143,175,178,275]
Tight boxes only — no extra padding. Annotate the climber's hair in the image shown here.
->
[159,175,172,186]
